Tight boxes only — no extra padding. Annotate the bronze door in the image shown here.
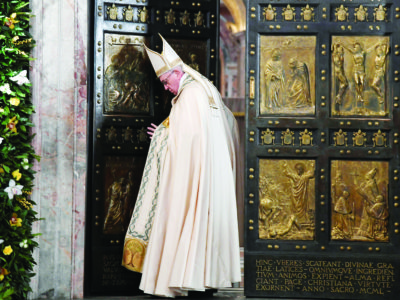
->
[85,0,220,296]
[245,1,400,299]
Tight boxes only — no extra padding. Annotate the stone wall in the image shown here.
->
[29,0,88,298]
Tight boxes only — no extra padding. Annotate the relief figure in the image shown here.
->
[104,170,137,234]
[332,43,348,105]
[331,161,389,242]
[356,168,385,240]
[371,43,389,104]
[104,176,125,234]
[341,41,380,112]
[283,162,314,222]
[287,58,311,108]
[260,36,315,116]
[104,41,149,114]
[259,159,315,241]
[365,195,389,241]
[332,190,354,239]
[264,49,285,109]
[259,197,301,239]
[342,42,367,109]
[188,53,200,72]
[331,36,390,117]
[122,171,135,230]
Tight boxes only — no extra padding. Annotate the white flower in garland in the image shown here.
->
[4,179,23,199]
[10,70,30,86]
[0,239,4,244]
[0,83,12,95]
[21,158,29,170]
[0,137,3,144]
[19,239,28,248]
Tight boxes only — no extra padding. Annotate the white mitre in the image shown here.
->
[144,35,183,77]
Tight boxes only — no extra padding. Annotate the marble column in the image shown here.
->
[29,0,88,298]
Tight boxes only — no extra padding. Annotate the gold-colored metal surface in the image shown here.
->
[282,5,296,21]
[106,126,117,143]
[331,36,390,117]
[138,7,149,23]
[194,11,205,27]
[165,8,176,24]
[260,36,316,116]
[249,76,255,99]
[373,130,387,147]
[281,129,295,146]
[354,5,368,22]
[301,5,314,22]
[180,10,191,26]
[263,4,276,21]
[334,129,348,146]
[300,129,313,146]
[374,5,387,22]
[259,159,315,240]
[123,5,134,22]
[107,4,118,20]
[352,130,367,147]
[335,5,349,22]
[104,34,150,114]
[261,128,275,145]
[103,157,146,235]
[331,161,389,242]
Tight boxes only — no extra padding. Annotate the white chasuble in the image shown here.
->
[123,75,241,297]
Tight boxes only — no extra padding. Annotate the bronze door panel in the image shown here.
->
[331,160,389,242]
[246,1,400,299]
[86,0,220,296]
[260,36,316,116]
[259,159,316,241]
[103,34,150,115]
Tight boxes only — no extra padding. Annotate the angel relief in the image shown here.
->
[258,159,315,241]
[331,161,389,242]
[260,36,315,116]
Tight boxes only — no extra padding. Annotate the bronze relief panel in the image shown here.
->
[260,36,316,116]
[259,159,315,241]
[331,160,389,242]
[165,38,208,75]
[103,156,146,235]
[104,34,150,115]
[331,35,390,117]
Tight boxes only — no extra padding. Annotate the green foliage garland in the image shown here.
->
[0,1,39,299]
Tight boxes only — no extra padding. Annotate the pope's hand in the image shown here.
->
[147,123,158,139]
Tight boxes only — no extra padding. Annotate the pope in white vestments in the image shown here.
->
[122,35,241,297]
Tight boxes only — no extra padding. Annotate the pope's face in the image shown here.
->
[159,70,180,95]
